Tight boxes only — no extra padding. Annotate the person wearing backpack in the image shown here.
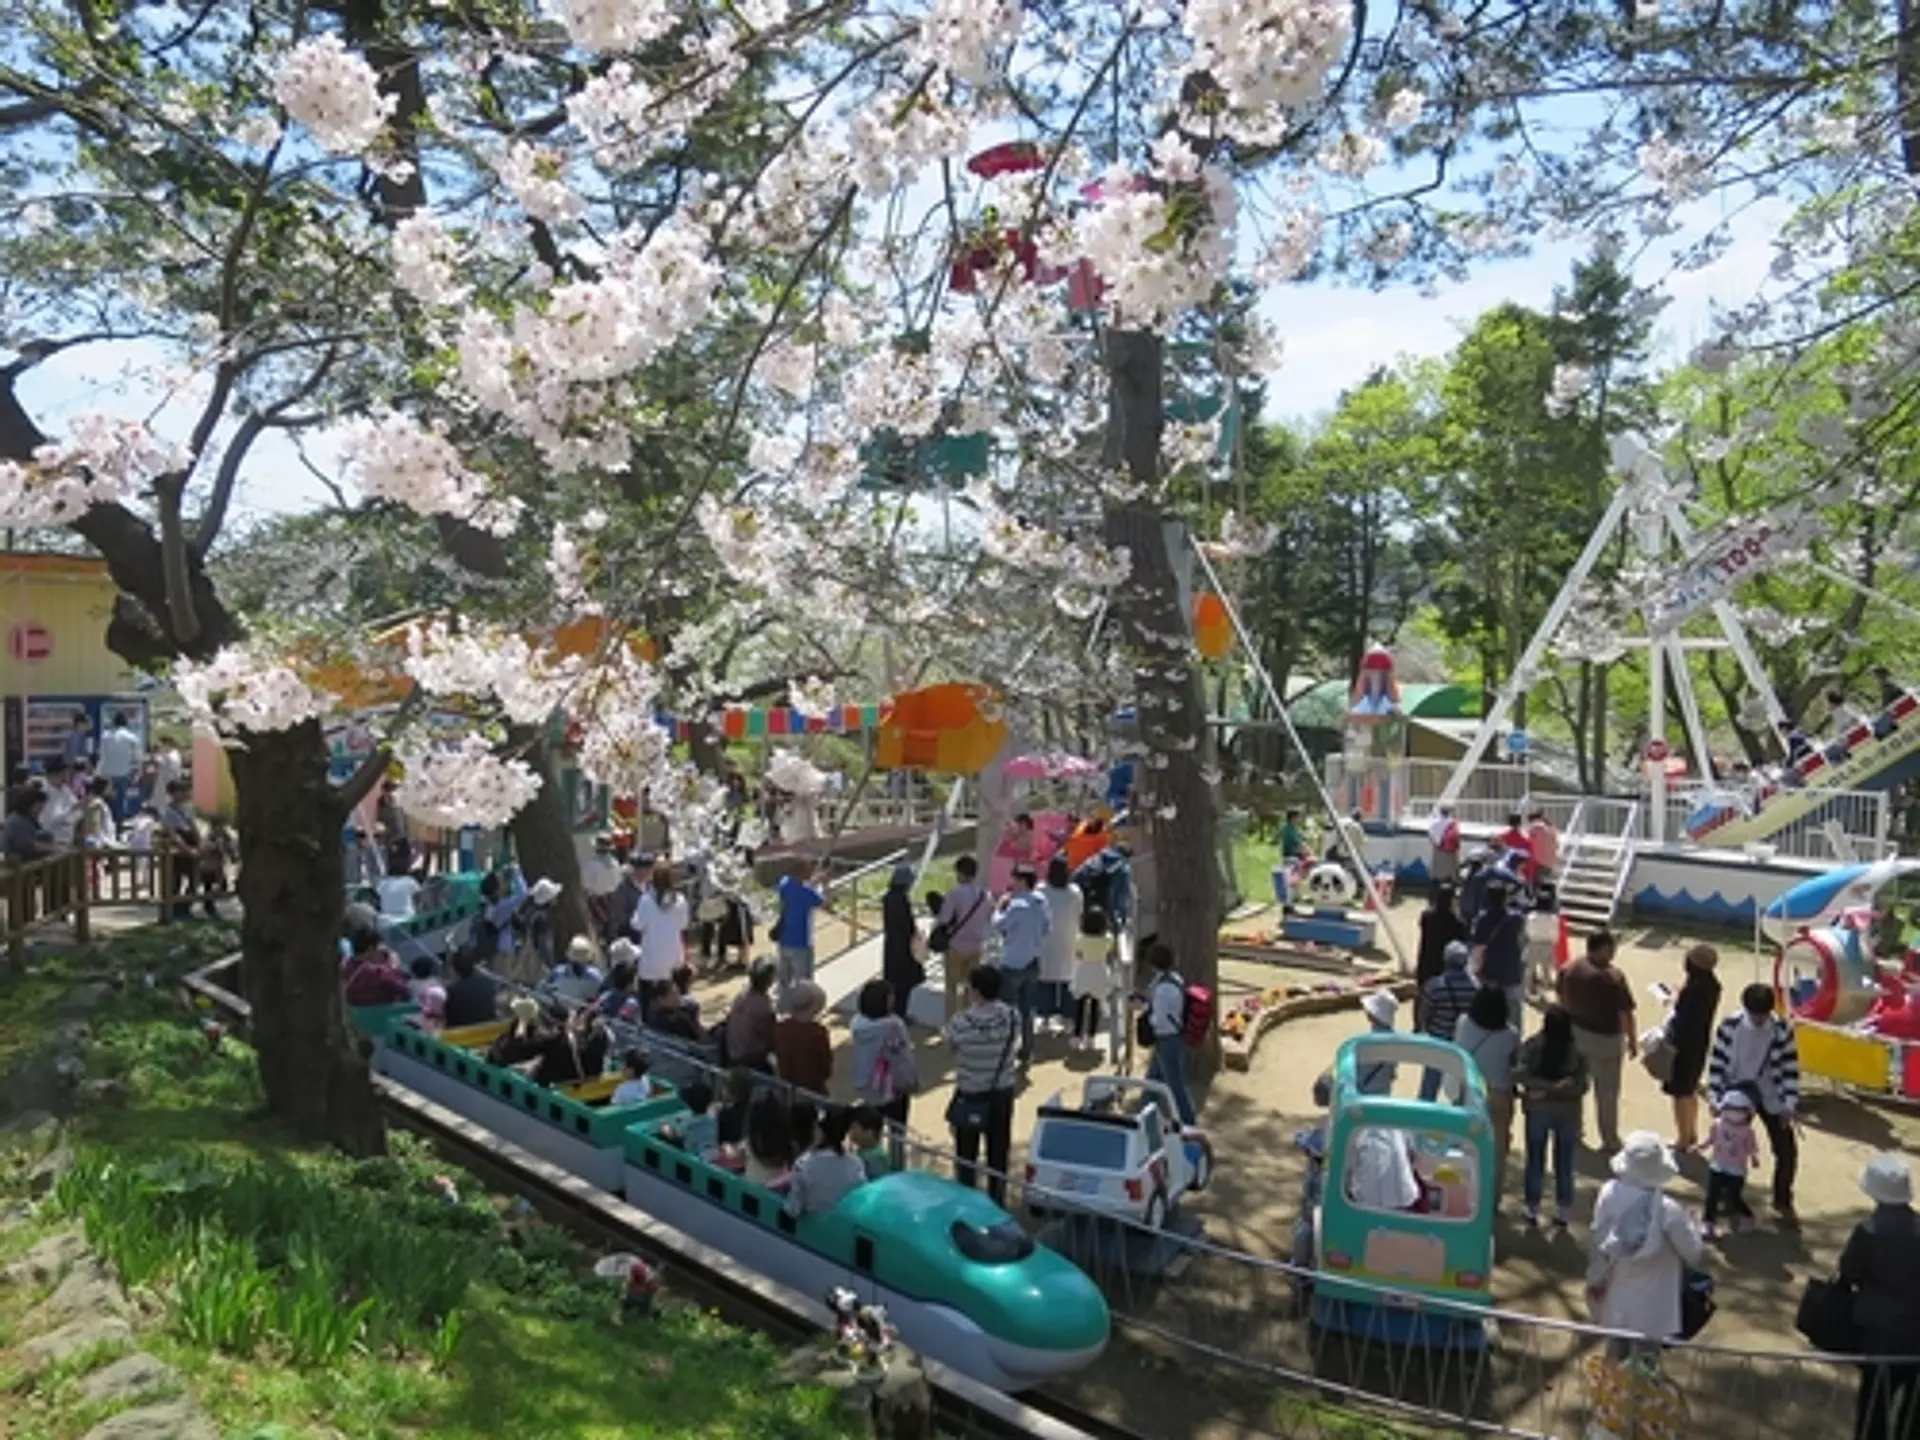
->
[1139,940,1199,1126]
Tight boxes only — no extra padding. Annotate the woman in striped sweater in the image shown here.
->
[1707,983,1801,1224]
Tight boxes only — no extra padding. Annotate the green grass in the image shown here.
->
[0,927,862,1440]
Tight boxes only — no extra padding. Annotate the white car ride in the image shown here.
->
[1025,1075,1212,1230]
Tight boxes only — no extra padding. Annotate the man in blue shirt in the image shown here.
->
[774,868,828,1010]
[993,864,1050,1063]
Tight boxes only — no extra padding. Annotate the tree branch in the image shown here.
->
[336,685,426,813]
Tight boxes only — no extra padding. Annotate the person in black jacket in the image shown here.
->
[441,950,499,1029]
[1415,883,1468,993]
[880,863,924,1020]
[1663,943,1721,1150]
[1839,1154,1920,1439]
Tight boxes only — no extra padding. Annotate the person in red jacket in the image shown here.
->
[342,927,410,1008]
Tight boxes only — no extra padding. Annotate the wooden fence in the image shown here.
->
[1,849,182,966]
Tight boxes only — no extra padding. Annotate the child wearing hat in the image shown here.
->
[1357,989,1399,1095]
[1702,1084,1761,1238]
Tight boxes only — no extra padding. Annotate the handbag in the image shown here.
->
[1795,1275,1860,1354]
[1640,1025,1675,1084]
[929,891,985,955]
[945,1016,1014,1131]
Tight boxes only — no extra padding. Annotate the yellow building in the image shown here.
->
[0,551,150,771]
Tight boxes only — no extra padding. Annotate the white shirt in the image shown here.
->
[98,727,142,781]
[152,749,183,793]
[41,787,78,847]
[612,1078,654,1107]
[581,852,623,898]
[377,875,421,918]
[126,815,157,851]
[630,890,690,982]
[1040,884,1083,984]
[1726,1016,1783,1113]
[1349,1128,1421,1211]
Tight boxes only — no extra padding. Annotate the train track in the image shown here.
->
[184,959,1144,1440]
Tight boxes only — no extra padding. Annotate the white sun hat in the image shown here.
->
[1361,989,1398,1028]
[1860,1152,1914,1208]
[530,877,563,905]
[566,935,595,963]
[1610,1130,1680,1189]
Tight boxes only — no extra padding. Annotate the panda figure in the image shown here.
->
[1303,862,1356,917]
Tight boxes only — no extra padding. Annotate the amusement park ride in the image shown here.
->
[1434,435,1920,851]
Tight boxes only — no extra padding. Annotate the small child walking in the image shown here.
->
[1069,905,1117,1053]
[1703,1086,1761,1238]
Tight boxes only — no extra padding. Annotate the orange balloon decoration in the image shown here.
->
[875,683,1007,775]
[1193,592,1233,661]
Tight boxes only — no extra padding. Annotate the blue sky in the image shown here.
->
[15,189,1780,520]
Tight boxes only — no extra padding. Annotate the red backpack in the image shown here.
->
[1180,981,1214,1046]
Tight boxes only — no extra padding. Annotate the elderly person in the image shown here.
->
[1586,1132,1706,1344]
[1839,1154,1920,1440]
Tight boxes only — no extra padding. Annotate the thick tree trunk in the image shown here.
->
[1103,328,1221,1074]
[506,726,593,957]
[229,721,385,1156]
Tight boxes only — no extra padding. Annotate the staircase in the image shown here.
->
[1554,803,1641,937]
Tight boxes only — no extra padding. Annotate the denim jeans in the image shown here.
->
[1000,964,1038,1060]
[109,774,132,819]
[1147,1035,1198,1125]
[1523,1107,1578,1215]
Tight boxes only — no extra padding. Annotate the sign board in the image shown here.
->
[1504,730,1529,758]
[9,621,50,663]
[1645,737,1670,763]
[1645,511,1818,633]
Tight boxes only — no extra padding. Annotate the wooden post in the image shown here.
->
[157,850,174,925]
[71,853,90,945]
[4,865,22,969]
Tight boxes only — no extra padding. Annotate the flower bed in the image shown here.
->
[1219,974,1417,1072]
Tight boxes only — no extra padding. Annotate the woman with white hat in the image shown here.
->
[1585,1131,1706,1343]
[548,935,604,1004]
[1837,1153,1920,1439]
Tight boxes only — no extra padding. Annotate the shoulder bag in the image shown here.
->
[928,889,985,955]
[945,1011,1014,1131]
[1795,1275,1861,1354]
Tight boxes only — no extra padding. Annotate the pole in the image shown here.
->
[1190,541,1414,978]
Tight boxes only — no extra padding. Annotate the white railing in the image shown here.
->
[1659,784,1893,862]
[1609,802,1643,916]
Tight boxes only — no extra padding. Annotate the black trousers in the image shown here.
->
[1760,1107,1798,1208]
[1856,1362,1920,1440]
[952,1088,1014,1208]
[1703,1170,1752,1226]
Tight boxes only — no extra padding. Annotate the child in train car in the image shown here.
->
[665,1080,719,1157]
[488,995,550,1066]
[408,957,447,1029]
[611,1048,654,1107]
[849,1105,893,1179]
[716,1067,757,1148]
[784,1105,868,1218]
[743,1090,797,1186]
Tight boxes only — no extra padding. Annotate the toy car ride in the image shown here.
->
[1025,1076,1212,1229]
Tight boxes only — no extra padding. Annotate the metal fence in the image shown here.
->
[1658,785,1893,863]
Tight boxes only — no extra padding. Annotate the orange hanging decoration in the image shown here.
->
[1193,592,1233,661]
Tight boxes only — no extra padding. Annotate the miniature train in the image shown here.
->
[355,1005,1112,1392]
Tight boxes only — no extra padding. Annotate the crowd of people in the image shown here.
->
[4,714,231,921]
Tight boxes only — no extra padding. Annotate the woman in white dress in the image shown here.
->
[1039,856,1083,1025]
[1586,1131,1707,1344]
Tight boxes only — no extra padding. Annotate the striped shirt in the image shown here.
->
[1708,1013,1800,1114]
[945,1000,1018,1094]
[1421,969,1478,1041]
